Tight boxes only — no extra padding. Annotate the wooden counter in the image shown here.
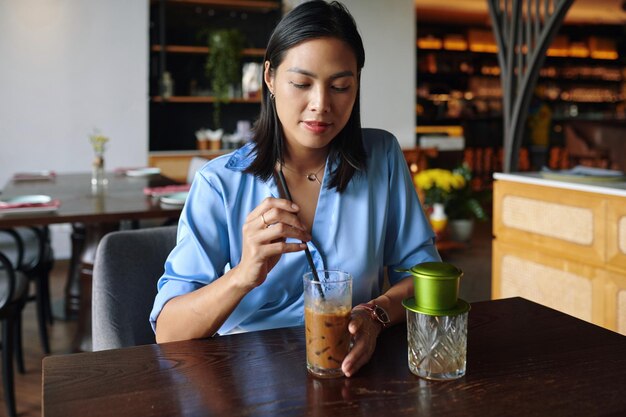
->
[148,150,228,183]
[492,172,626,335]
[149,147,438,184]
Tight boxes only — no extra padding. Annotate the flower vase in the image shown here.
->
[91,154,108,188]
[429,203,448,234]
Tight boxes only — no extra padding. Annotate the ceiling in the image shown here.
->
[415,0,626,25]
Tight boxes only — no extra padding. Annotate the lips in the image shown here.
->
[302,121,332,134]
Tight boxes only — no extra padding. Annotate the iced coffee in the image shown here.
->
[303,270,352,378]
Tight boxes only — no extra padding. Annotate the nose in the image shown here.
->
[309,85,331,113]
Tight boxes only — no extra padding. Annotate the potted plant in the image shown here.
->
[413,168,466,235]
[204,29,245,129]
[444,164,490,242]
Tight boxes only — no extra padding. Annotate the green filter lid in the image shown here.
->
[409,262,463,278]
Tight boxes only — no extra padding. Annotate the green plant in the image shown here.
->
[444,164,490,221]
[205,29,245,128]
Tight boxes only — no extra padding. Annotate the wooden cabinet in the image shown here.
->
[149,0,282,152]
[492,173,626,335]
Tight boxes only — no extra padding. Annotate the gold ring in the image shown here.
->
[261,212,270,228]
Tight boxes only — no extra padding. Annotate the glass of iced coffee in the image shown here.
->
[303,270,352,378]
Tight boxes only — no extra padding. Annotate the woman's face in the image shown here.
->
[265,37,358,155]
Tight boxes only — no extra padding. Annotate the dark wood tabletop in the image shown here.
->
[42,297,626,417]
[1,172,184,351]
[0,172,182,227]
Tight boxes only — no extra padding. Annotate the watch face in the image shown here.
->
[374,305,391,324]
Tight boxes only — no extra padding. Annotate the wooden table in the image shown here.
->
[0,172,182,351]
[42,297,626,416]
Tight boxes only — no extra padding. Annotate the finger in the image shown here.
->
[246,197,300,222]
[348,310,368,334]
[343,314,377,377]
[342,327,377,378]
[260,207,308,231]
[254,222,312,244]
[342,339,369,378]
[258,241,308,257]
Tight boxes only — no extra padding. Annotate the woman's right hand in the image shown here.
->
[234,197,311,290]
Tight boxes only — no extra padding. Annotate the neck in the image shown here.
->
[282,145,329,175]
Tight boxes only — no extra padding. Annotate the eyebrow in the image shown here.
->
[286,67,354,80]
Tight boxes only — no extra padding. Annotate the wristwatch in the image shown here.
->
[355,303,391,329]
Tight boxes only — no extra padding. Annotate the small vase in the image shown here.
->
[91,154,108,188]
[429,203,448,234]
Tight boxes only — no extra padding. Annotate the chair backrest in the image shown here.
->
[0,251,16,312]
[92,225,177,351]
[0,233,29,316]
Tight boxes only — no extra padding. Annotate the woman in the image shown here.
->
[151,0,440,377]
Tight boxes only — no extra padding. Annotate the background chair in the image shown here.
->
[0,231,30,417]
[0,227,53,354]
[92,225,177,351]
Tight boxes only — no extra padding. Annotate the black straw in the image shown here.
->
[277,167,324,298]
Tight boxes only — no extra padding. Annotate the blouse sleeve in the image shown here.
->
[383,135,441,285]
[149,169,231,332]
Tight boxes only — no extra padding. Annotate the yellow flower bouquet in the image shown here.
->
[414,168,466,206]
[414,164,489,222]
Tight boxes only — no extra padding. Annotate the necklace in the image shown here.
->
[281,162,326,185]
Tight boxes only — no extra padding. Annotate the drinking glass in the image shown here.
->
[303,270,352,378]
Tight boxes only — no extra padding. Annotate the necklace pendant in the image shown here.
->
[307,173,317,182]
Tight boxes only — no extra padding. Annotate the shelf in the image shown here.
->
[416,125,464,136]
[152,96,261,103]
[419,95,623,105]
[417,45,620,61]
[151,45,266,56]
[159,0,280,11]
[418,71,623,83]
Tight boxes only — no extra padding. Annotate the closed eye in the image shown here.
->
[332,85,350,92]
[289,81,309,89]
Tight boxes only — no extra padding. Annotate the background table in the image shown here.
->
[42,297,626,416]
[0,172,182,351]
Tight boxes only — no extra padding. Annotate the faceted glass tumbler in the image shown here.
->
[406,309,468,380]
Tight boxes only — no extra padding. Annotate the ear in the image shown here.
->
[264,61,274,94]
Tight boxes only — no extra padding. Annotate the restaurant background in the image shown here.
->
[0,0,415,258]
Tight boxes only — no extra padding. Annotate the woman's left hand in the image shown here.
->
[341,308,383,377]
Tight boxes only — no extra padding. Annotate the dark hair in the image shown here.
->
[245,0,366,192]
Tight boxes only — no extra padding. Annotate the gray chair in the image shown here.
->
[92,226,177,351]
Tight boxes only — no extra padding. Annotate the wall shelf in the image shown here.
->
[158,0,280,11]
[152,96,261,103]
[151,45,266,56]
[149,0,281,151]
